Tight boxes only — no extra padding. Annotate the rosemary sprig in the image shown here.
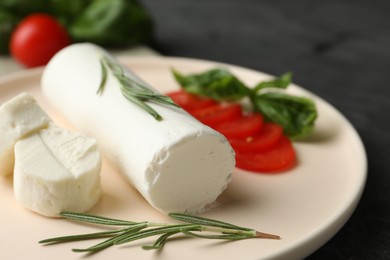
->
[39,211,280,254]
[97,56,179,121]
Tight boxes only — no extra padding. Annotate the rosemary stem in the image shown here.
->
[40,212,280,253]
[255,231,281,240]
[146,222,280,240]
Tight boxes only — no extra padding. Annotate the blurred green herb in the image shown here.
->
[173,68,317,139]
[0,9,19,53]
[69,0,153,47]
[39,211,280,253]
[0,0,153,54]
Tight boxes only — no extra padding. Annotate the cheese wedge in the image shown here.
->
[41,43,235,213]
[0,93,51,176]
[14,125,102,217]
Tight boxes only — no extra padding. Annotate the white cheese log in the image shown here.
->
[41,43,235,213]
[14,125,102,217]
[0,93,51,176]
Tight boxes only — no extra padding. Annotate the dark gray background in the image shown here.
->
[141,0,390,259]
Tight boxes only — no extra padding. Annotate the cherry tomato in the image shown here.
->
[190,103,242,126]
[235,136,296,173]
[229,122,283,152]
[10,13,71,68]
[213,114,263,139]
[166,90,217,111]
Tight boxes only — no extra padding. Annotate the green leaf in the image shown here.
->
[72,233,125,253]
[169,212,252,231]
[69,0,153,47]
[47,1,92,26]
[98,56,179,121]
[71,224,148,253]
[253,72,292,92]
[172,68,317,138]
[172,68,250,102]
[0,0,50,15]
[169,212,253,231]
[97,59,108,94]
[114,224,202,245]
[120,88,163,121]
[142,232,180,250]
[183,230,252,240]
[60,211,138,226]
[252,92,317,139]
[39,229,124,244]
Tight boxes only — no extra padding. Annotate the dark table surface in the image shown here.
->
[141,0,390,259]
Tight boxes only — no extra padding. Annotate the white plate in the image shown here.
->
[0,56,367,260]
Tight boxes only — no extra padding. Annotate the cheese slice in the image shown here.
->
[0,93,51,176]
[41,43,235,213]
[14,125,102,217]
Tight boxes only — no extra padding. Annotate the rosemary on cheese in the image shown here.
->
[97,56,179,121]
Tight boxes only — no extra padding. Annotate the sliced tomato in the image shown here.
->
[229,122,283,152]
[235,136,296,173]
[190,103,242,126]
[166,90,217,111]
[213,114,263,139]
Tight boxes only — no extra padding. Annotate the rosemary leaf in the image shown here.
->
[60,211,138,226]
[98,56,179,121]
[72,233,123,253]
[142,232,180,250]
[97,59,107,94]
[114,224,202,245]
[182,230,252,240]
[72,224,148,253]
[169,212,252,232]
[39,229,122,244]
[120,89,163,120]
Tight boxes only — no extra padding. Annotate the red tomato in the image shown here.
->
[229,122,283,152]
[190,103,242,126]
[10,13,71,68]
[164,89,297,173]
[235,136,296,173]
[213,114,263,139]
[166,90,217,111]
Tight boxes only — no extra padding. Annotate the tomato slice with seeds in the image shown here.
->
[235,136,296,173]
[190,103,242,126]
[164,89,297,173]
[213,114,263,139]
[229,122,283,152]
[166,90,217,111]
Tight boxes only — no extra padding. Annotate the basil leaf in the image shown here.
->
[48,1,92,26]
[252,92,317,139]
[69,0,153,47]
[172,68,250,102]
[0,0,49,15]
[172,68,317,139]
[253,72,292,92]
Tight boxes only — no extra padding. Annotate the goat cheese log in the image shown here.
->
[41,43,235,213]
